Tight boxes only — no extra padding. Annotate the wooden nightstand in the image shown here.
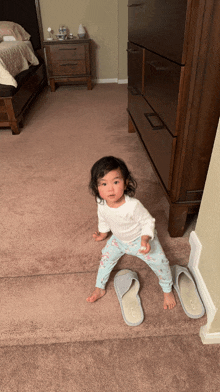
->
[43,39,92,92]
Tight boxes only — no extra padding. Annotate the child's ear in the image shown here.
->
[125,179,129,189]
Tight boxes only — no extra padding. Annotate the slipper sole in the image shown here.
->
[114,269,144,327]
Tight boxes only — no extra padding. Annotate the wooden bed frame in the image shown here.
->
[0,0,47,134]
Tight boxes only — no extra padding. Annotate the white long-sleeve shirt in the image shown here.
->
[97,195,155,242]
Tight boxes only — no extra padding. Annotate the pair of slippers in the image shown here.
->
[114,265,205,327]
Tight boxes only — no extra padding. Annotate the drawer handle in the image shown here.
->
[144,113,165,130]
[128,3,144,7]
[146,61,170,71]
[127,49,140,53]
[128,86,141,96]
[59,48,77,51]
[60,63,78,66]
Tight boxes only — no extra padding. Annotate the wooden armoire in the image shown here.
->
[127,0,220,237]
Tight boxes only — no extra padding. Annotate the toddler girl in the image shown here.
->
[86,156,176,310]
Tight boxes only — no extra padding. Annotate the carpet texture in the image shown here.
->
[0,84,219,391]
[0,335,220,392]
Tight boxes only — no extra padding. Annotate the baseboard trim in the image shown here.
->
[118,79,128,84]
[189,231,219,344]
[199,328,220,344]
[94,78,128,84]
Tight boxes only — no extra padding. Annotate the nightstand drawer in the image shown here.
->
[50,44,85,61]
[51,60,86,76]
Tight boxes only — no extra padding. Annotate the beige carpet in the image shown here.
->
[0,84,219,391]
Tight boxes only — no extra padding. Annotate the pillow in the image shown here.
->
[0,21,30,41]
[3,35,16,41]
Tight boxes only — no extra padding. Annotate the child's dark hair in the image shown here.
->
[89,156,137,201]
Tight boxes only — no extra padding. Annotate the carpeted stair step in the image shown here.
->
[0,268,206,347]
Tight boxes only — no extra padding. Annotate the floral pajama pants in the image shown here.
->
[95,232,173,293]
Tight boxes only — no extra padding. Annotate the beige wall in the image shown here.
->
[195,118,220,334]
[118,0,128,81]
[39,0,128,81]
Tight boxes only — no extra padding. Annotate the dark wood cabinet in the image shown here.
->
[128,0,187,64]
[44,39,92,92]
[143,49,182,136]
[127,42,143,95]
[128,92,176,190]
[127,0,220,237]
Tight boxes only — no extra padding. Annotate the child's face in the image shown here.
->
[97,168,126,207]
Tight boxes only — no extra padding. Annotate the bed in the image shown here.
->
[0,0,47,134]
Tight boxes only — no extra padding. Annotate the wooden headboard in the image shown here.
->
[0,0,44,52]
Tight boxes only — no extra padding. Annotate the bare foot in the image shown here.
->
[86,287,106,303]
[163,291,176,310]
[93,232,108,242]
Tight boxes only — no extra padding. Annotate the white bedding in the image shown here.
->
[0,40,39,87]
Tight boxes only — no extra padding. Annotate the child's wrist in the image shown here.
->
[141,235,151,243]
[99,232,108,238]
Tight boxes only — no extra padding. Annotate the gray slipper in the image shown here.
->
[114,269,144,326]
[171,265,205,319]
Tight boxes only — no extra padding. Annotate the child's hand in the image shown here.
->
[139,236,151,254]
[93,231,108,242]
[139,243,151,254]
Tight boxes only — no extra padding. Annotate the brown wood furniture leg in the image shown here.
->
[168,203,189,237]
[11,122,20,135]
[128,115,136,133]
[87,77,92,90]
[50,79,56,92]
